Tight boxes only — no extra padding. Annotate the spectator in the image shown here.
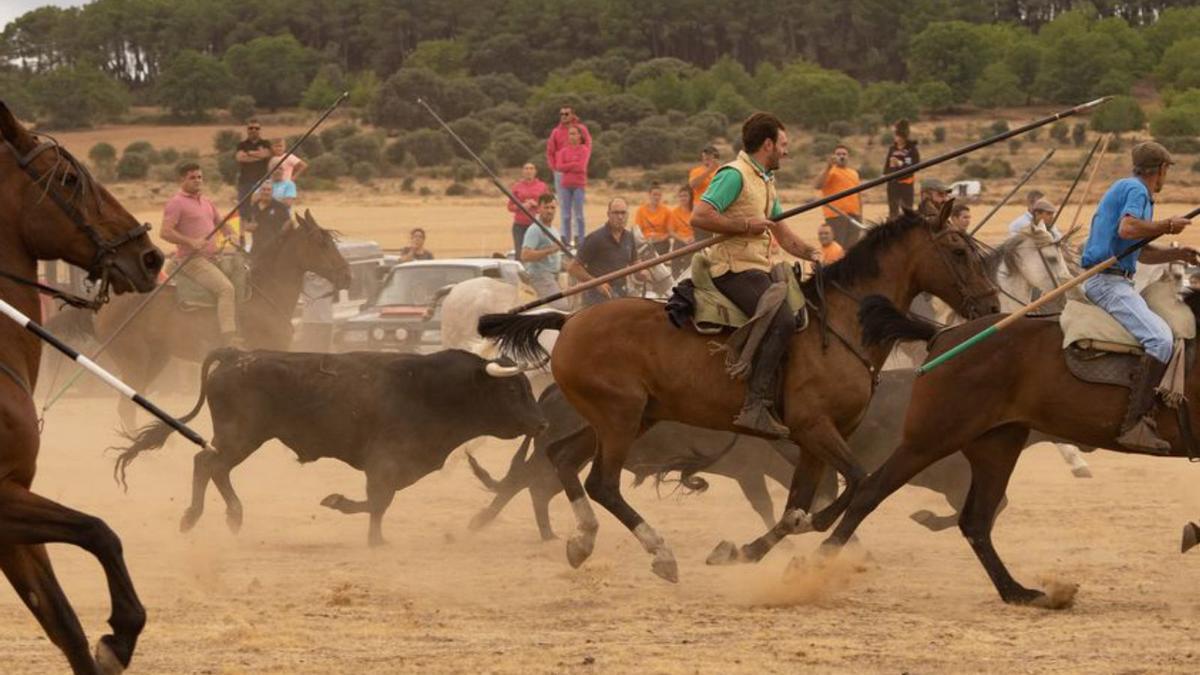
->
[948,202,972,231]
[567,198,645,306]
[813,143,863,249]
[399,228,434,261]
[244,182,291,255]
[634,182,672,255]
[1006,189,1047,236]
[546,105,592,231]
[1026,199,1060,237]
[520,193,568,310]
[555,125,590,245]
[234,118,273,220]
[267,138,308,182]
[817,223,845,264]
[667,184,695,276]
[884,119,920,217]
[917,178,950,223]
[688,145,720,205]
[270,164,297,211]
[508,162,548,260]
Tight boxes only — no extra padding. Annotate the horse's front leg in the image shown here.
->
[708,418,865,565]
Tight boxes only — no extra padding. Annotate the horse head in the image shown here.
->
[273,209,351,291]
[1005,226,1073,302]
[910,200,1000,319]
[0,101,163,295]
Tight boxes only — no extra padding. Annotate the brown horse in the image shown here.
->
[94,209,351,428]
[0,101,162,673]
[480,206,1000,581]
[821,297,1200,608]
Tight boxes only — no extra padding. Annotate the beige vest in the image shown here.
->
[703,151,777,276]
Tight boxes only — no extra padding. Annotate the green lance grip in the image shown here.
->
[915,325,998,375]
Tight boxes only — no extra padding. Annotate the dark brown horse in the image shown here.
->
[480,207,1000,581]
[94,209,350,428]
[822,297,1200,608]
[0,101,162,673]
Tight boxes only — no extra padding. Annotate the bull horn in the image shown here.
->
[485,361,522,378]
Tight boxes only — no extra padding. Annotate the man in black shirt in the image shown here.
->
[235,118,273,220]
[244,182,291,255]
[567,197,645,306]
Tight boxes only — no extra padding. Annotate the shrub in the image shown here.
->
[320,122,359,150]
[288,133,324,158]
[151,164,179,182]
[228,95,256,123]
[385,140,409,166]
[1071,122,1088,147]
[689,110,729,138]
[401,176,416,192]
[334,134,383,166]
[858,163,881,180]
[307,153,349,179]
[216,153,239,184]
[767,67,861,130]
[124,141,155,157]
[88,142,116,176]
[589,147,613,180]
[708,85,753,121]
[448,117,490,158]
[972,63,1023,108]
[1008,139,1022,154]
[933,126,946,142]
[397,129,453,167]
[1159,136,1200,155]
[214,129,241,153]
[878,130,894,146]
[916,80,955,113]
[1050,121,1070,144]
[116,152,150,180]
[827,119,855,138]
[988,158,1014,177]
[445,182,470,196]
[808,133,840,158]
[1090,95,1146,133]
[857,113,884,135]
[1150,108,1200,137]
[1191,157,1200,173]
[861,81,918,126]
[352,161,377,184]
[988,120,1010,136]
[475,103,531,129]
[451,159,477,182]
[962,161,991,179]
[618,124,676,167]
[418,186,433,196]
[491,129,540,168]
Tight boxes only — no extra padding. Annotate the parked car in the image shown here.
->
[948,180,983,202]
[335,258,531,352]
[294,239,389,351]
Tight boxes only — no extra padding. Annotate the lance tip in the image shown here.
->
[1077,96,1112,111]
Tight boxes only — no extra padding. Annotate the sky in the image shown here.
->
[1,0,89,32]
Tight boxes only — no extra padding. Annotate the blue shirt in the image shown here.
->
[1081,177,1153,274]
[272,180,297,201]
[521,225,561,278]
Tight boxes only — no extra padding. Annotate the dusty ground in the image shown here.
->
[10,116,1200,672]
[5,394,1200,674]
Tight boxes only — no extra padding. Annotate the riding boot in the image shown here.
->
[733,316,792,439]
[1116,354,1172,455]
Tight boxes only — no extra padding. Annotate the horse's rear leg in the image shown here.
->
[0,484,145,673]
[956,427,1066,607]
[0,544,93,673]
[548,433,599,567]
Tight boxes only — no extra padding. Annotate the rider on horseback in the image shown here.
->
[160,162,240,346]
[1081,142,1200,453]
[690,112,821,438]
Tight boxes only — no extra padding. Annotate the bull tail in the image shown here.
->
[476,312,567,366]
[112,347,237,489]
[640,434,744,495]
[467,435,534,493]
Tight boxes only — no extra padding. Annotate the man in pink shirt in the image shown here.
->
[161,163,239,343]
[545,105,591,243]
[508,162,548,259]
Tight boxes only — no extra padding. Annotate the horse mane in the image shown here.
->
[980,236,1024,280]
[804,209,927,293]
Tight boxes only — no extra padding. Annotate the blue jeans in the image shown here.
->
[1082,273,1173,363]
[511,222,529,260]
[560,186,585,243]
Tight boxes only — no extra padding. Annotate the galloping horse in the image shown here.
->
[480,206,1000,581]
[94,209,351,428]
[822,292,1200,608]
[0,101,162,673]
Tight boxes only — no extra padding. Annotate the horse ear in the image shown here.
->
[301,209,314,227]
[0,101,35,152]
[934,197,956,232]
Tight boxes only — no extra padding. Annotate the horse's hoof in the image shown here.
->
[566,534,593,568]
[651,551,679,583]
[1182,522,1200,553]
[909,509,955,532]
[320,494,345,510]
[1030,581,1078,610]
[94,636,126,675]
[705,540,741,566]
[225,509,243,534]
[179,508,201,533]
[1070,466,1093,478]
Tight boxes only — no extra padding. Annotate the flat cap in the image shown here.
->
[921,177,949,193]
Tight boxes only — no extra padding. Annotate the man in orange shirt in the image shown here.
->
[634,182,672,255]
[817,223,844,263]
[667,184,694,276]
[813,143,862,249]
[688,145,720,206]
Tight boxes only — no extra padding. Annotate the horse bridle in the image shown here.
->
[4,137,151,308]
[929,225,998,319]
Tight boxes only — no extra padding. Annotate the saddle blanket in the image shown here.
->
[1059,275,1194,351]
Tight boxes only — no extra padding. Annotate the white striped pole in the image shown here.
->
[0,298,214,451]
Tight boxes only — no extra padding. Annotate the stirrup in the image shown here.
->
[733,401,790,438]
[1116,415,1172,456]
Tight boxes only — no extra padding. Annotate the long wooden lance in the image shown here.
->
[43,93,350,410]
[968,148,1055,237]
[503,98,1112,315]
[417,98,574,259]
[1049,134,1104,233]
[1066,133,1113,235]
[918,204,1200,376]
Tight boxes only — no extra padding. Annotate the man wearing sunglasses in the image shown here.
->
[235,118,273,220]
[545,106,592,244]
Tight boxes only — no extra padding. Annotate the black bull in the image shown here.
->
[466,370,1081,538]
[115,348,547,546]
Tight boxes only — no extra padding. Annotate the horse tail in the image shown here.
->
[467,435,534,494]
[638,434,743,496]
[112,347,236,489]
[858,295,938,348]
[476,312,567,365]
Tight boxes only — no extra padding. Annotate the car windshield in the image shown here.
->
[373,265,478,306]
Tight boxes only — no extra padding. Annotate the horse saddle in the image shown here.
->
[665,256,807,335]
[170,251,251,311]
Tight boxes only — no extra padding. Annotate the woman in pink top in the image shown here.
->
[554,125,590,244]
[507,162,548,259]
